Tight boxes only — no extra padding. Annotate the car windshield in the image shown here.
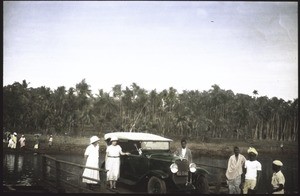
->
[141,141,169,150]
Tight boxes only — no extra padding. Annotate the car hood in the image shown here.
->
[145,152,182,162]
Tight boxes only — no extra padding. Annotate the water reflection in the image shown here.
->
[5,154,16,172]
[3,153,41,186]
[17,155,23,172]
[33,155,38,172]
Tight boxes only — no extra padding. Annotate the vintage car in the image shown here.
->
[103,132,209,193]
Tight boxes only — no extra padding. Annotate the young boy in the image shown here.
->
[241,147,262,194]
[271,160,285,194]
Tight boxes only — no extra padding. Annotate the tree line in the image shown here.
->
[3,79,298,142]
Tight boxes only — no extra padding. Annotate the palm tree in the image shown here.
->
[75,79,93,135]
[253,90,258,98]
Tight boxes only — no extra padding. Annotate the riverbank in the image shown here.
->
[3,134,298,159]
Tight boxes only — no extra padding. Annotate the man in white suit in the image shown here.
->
[226,146,246,194]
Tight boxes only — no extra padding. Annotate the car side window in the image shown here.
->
[119,141,140,155]
[133,142,142,155]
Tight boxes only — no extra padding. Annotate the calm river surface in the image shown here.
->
[3,152,298,194]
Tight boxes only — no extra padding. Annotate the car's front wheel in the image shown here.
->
[147,176,166,194]
[193,173,209,194]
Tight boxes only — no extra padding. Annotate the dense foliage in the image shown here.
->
[3,79,298,141]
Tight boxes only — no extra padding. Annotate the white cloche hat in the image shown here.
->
[110,136,118,141]
[90,136,100,144]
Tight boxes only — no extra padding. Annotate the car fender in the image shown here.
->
[147,170,169,179]
[194,167,209,176]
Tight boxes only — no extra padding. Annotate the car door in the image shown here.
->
[119,141,149,183]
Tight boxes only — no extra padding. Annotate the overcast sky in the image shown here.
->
[3,1,298,101]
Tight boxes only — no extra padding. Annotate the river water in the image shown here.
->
[3,152,298,194]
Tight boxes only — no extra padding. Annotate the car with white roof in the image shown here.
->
[102,132,209,193]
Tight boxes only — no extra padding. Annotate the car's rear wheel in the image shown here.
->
[147,176,166,193]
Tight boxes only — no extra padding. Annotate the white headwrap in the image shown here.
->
[273,160,283,166]
[247,147,258,155]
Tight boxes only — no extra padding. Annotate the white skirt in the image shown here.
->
[82,155,100,184]
[82,168,100,184]
[106,157,120,181]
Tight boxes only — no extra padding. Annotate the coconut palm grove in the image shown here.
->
[3,79,298,142]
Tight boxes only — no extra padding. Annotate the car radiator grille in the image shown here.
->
[172,159,189,184]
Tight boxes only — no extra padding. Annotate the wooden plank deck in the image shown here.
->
[38,153,229,194]
[3,151,229,194]
[38,180,147,194]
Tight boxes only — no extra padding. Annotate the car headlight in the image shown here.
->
[189,163,197,173]
[170,163,178,173]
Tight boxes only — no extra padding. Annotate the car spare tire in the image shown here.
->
[147,176,167,194]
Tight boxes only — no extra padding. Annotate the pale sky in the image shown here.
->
[3,1,298,101]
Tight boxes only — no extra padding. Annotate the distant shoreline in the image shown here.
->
[3,135,298,159]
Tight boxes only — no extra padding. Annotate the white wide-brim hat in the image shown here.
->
[90,136,100,144]
[110,136,118,141]
[13,132,17,135]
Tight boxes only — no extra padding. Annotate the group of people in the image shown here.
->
[82,137,194,190]
[174,140,286,194]
[6,132,54,150]
[7,132,26,149]
[82,136,192,189]
[82,135,130,190]
[226,146,285,194]
[34,134,53,150]
[81,136,285,194]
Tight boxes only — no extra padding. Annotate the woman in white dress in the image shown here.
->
[8,136,14,148]
[12,132,17,149]
[82,136,100,189]
[105,136,130,189]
